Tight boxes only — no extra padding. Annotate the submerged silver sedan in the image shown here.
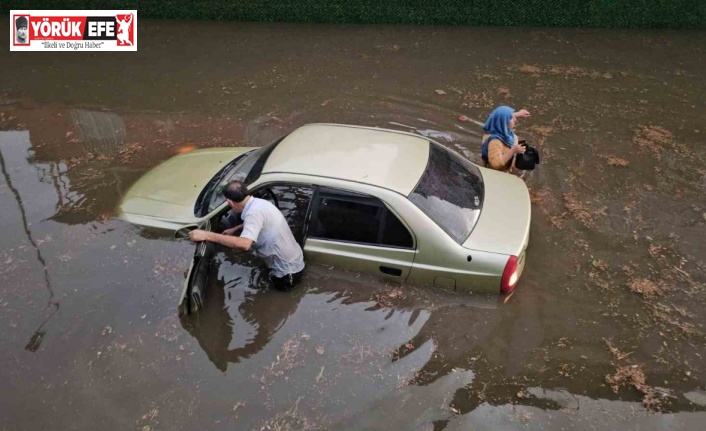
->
[119,124,531,314]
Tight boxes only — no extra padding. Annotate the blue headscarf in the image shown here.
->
[481,106,515,164]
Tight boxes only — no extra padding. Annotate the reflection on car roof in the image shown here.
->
[262,124,430,195]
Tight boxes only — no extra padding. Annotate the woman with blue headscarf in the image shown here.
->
[480,106,531,172]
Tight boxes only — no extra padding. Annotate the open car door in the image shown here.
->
[177,204,245,315]
[178,183,314,315]
[177,220,216,316]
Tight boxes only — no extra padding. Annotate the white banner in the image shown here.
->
[10,10,138,51]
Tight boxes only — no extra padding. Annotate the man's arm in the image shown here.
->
[222,224,243,236]
[189,229,253,251]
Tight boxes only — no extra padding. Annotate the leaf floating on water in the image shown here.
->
[435,89,446,95]
[316,365,325,382]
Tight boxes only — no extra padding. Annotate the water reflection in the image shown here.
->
[26,108,146,224]
[179,250,513,427]
[180,253,306,371]
[0,131,59,351]
[70,109,127,155]
[446,388,706,431]
[178,246,706,429]
[335,368,475,430]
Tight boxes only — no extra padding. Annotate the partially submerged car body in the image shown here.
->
[119,124,531,315]
[120,147,254,233]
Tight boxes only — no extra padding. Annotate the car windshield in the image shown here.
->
[408,142,484,244]
[195,135,285,216]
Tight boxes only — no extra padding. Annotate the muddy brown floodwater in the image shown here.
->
[1,19,706,430]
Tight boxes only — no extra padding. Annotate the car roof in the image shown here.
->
[262,124,430,195]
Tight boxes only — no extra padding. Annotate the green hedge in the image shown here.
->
[4,0,705,28]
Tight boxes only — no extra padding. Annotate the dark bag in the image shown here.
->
[514,141,540,171]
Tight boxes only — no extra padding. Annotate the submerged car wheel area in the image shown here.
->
[119,123,532,314]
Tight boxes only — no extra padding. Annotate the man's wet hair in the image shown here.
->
[223,180,248,203]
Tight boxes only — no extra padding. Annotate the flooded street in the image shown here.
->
[2,20,706,429]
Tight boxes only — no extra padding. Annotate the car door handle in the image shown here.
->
[380,266,402,277]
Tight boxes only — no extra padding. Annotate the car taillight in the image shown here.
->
[500,255,519,294]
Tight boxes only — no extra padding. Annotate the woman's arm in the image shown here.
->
[488,140,509,170]
[513,109,531,119]
[487,139,525,171]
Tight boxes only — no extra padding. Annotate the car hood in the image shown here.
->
[462,167,531,256]
[120,147,253,221]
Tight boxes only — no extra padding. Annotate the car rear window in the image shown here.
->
[408,142,484,244]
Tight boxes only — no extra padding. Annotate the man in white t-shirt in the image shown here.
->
[189,180,305,291]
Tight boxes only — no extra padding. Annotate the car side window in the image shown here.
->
[381,211,413,248]
[310,189,413,248]
[312,198,381,243]
[253,185,314,245]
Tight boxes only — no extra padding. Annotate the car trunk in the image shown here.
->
[462,168,531,258]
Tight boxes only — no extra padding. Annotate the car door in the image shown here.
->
[177,219,217,316]
[305,187,416,281]
[179,183,315,315]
